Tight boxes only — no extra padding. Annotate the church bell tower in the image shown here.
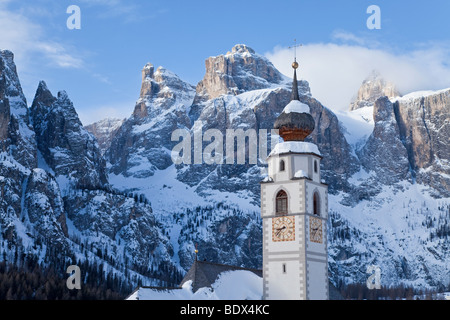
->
[260,59,329,300]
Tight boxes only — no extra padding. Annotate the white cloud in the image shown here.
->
[331,30,373,47]
[0,2,84,69]
[265,35,450,112]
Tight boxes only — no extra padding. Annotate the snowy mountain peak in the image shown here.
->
[139,62,194,102]
[34,80,56,107]
[228,44,256,55]
[0,49,28,115]
[37,79,48,91]
[350,70,400,111]
[0,48,37,169]
[194,44,285,102]
[0,50,15,70]
[56,90,69,102]
[30,83,108,189]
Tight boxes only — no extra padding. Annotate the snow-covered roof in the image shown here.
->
[282,100,310,114]
[294,170,309,179]
[126,265,343,300]
[179,260,262,293]
[269,141,321,157]
[126,269,263,300]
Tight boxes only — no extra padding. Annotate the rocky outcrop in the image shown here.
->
[0,51,37,246]
[393,89,450,197]
[30,81,108,189]
[350,87,449,198]
[358,96,412,185]
[193,44,287,104]
[108,63,195,178]
[350,70,400,111]
[0,50,36,169]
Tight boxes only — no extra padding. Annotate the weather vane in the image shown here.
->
[289,39,302,69]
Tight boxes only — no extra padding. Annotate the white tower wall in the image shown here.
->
[261,145,329,300]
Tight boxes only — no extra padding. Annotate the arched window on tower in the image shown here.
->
[313,192,320,216]
[280,160,285,172]
[276,190,288,215]
[314,160,318,173]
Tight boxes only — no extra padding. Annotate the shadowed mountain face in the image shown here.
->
[30,81,108,189]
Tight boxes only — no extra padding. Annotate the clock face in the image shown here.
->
[272,216,295,242]
[309,217,323,243]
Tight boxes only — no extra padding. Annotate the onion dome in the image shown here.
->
[274,61,315,141]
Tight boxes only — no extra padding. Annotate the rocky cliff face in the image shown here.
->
[393,89,450,197]
[0,50,37,246]
[0,52,180,289]
[107,63,195,178]
[358,96,412,186]
[0,50,36,169]
[345,74,449,200]
[194,44,286,103]
[30,81,108,190]
[349,70,400,111]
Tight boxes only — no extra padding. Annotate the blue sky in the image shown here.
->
[1,0,450,124]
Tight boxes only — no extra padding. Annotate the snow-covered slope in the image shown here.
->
[329,182,449,289]
[335,106,374,151]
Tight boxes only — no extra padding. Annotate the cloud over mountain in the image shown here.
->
[266,32,450,111]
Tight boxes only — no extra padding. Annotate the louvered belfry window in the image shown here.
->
[276,190,288,215]
[313,192,320,216]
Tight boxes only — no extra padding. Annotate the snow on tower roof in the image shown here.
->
[269,141,321,157]
[282,99,311,114]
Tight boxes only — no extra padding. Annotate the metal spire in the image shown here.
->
[289,39,302,101]
[291,66,300,101]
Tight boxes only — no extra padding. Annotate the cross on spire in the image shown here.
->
[289,39,302,63]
